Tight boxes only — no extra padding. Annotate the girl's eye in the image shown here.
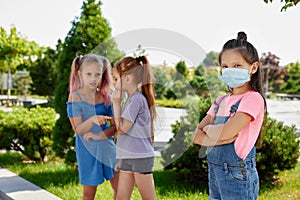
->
[233,64,241,68]
[221,65,228,68]
[96,73,101,77]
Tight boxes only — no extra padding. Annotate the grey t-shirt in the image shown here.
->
[116,92,154,159]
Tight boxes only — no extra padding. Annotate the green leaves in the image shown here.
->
[280,62,300,94]
[0,107,57,161]
[264,0,300,11]
[0,26,41,73]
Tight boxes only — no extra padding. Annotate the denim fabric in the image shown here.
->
[206,97,259,200]
[207,142,259,200]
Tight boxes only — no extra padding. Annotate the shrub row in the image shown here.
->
[0,106,57,161]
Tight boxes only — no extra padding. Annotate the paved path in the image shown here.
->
[266,99,300,131]
[0,167,61,200]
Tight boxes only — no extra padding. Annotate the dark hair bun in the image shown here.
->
[237,32,247,42]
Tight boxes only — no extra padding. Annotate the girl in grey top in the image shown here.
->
[112,55,157,200]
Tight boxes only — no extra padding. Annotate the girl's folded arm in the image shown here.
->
[203,112,252,142]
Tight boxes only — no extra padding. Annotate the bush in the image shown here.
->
[160,97,211,186]
[257,118,300,183]
[0,106,57,161]
[161,97,300,186]
[156,99,189,108]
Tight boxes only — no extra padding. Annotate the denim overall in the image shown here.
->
[207,95,259,200]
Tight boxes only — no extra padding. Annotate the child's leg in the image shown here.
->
[116,171,135,200]
[83,185,97,200]
[134,173,156,200]
[110,173,119,200]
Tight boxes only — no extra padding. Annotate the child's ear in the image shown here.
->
[251,62,259,75]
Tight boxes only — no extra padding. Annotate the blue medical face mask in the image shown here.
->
[219,68,250,88]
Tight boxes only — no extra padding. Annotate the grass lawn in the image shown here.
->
[0,152,299,199]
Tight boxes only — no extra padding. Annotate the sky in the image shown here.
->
[1,0,300,66]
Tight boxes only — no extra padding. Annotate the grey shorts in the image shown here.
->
[119,157,154,174]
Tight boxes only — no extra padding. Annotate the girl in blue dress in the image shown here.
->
[66,54,118,200]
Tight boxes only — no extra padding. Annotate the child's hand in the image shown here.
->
[83,132,95,141]
[111,89,123,103]
[114,160,122,172]
[94,115,111,125]
[84,132,107,141]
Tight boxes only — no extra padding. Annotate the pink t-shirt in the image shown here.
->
[207,90,265,160]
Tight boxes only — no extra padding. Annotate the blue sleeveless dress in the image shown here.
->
[66,91,118,186]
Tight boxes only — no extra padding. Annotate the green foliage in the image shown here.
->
[152,67,169,99]
[174,60,189,81]
[0,107,57,161]
[205,68,226,99]
[156,98,190,108]
[202,51,219,67]
[264,0,300,11]
[0,26,42,97]
[280,62,300,94]
[257,117,300,183]
[12,70,32,100]
[30,47,59,98]
[165,80,189,99]
[190,65,225,99]
[53,0,122,165]
[190,75,209,97]
[161,97,300,185]
[0,26,41,73]
[160,97,212,185]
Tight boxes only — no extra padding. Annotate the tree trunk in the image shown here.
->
[7,66,11,99]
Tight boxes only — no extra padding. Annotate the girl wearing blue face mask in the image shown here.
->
[193,32,267,200]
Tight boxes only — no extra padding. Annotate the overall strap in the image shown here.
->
[73,91,85,102]
[213,95,243,120]
[213,95,228,115]
[230,99,242,114]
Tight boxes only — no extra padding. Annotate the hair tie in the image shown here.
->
[135,56,143,65]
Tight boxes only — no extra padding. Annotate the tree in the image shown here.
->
[280,62,300,94]
[174,60,189,81]
[263,0,300,11]
[190,64,209,97]
[0,26,40,98]
[152,66,168,99]
[260,52,281,95]
[12,71,32,100]
[29,46,60,99]
[53,0,123,165]
[189,64,225,99]
[202,51,219,67]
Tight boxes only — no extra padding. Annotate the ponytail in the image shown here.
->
[115,56,157,143]
[69,54,112,105]
[69,56,81,93]
[99,57,112,105]
[140,56,156,143]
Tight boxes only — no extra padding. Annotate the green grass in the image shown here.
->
[0,152,299,200]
